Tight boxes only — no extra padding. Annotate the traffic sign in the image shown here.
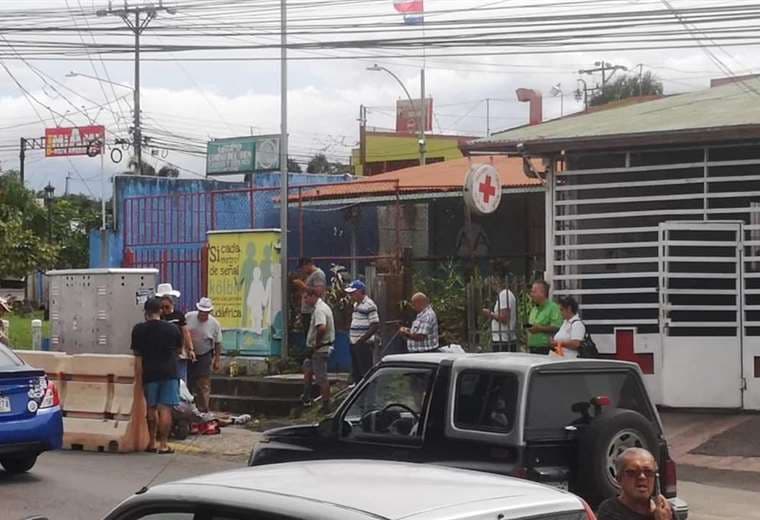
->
[463,163,502,216]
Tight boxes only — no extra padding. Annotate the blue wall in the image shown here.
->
[94,172,379,316]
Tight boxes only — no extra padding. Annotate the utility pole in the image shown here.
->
[279,0,290,359]
[420,68,427,166]
[19,138,25,186]
[485,98,491,136]
[579,61,628,87]
[18,137,45,187]
[97,1,175,175]
[358,104,367,175]
[65,173,71,196]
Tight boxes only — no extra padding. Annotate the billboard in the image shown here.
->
[396,98,433,134]
[207,229,282,356]
[206,135,280,175]
[45,125,105,157]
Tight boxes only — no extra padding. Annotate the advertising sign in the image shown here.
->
[206,135,280,175]
[207,229,282,355]
[45,125,105,157]
[395,98,433,134]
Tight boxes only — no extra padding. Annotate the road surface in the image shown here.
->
[2,451,759,520]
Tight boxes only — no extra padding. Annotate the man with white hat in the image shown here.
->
[0,297,10,344]
[156,283,194,383]
[185,297,223,412]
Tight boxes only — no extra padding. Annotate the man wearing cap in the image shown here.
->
[0,297,10,344]
[156,283,194,383]
[345,280,380,384]
[185,297,223,412]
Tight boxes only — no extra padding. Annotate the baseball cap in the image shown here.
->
[344,280,366,293]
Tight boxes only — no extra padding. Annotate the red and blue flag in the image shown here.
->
[393,0,424,24]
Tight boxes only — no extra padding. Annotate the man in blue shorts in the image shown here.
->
[132,297,183,454]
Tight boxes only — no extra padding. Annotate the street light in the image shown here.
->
[367,64,426,166]
[550,83,564,117]
[66,71,134,90]
[43,183,55,242]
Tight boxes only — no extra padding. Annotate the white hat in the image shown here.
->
[196,297,214,312]
[156,283,181,298]
[0,297,10,312]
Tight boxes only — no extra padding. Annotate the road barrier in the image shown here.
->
[15,351,150,453]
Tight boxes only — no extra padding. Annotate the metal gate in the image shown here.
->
[659,221,744,408]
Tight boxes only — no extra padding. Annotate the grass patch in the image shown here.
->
[6,311,49,350]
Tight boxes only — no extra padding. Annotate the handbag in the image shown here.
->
[577,319,599,359]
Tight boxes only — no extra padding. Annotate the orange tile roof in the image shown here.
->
[290,155,541,202]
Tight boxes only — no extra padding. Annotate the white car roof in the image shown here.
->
[382,352,637,374]
[168,461,583,520]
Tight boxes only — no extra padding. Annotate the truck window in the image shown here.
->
[525,370,657,440]
[454,371,518,433]
[343,366,435,440]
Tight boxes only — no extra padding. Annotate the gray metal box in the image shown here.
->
[48,268,158,355]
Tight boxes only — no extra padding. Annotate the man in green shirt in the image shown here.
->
[527,280,562,354]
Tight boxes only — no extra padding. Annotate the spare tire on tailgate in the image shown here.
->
[575,408,658,508]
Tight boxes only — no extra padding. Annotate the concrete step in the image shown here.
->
[210,375,304,399]
[210,394,303,416]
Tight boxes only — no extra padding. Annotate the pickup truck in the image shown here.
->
[249,352,688,518]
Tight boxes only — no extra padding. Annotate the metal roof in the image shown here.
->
[287,156,542,206]
[466,78,760,154]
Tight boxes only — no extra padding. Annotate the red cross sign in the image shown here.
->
[464,164,502,215]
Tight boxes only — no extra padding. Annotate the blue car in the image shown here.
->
[0,341,63,474]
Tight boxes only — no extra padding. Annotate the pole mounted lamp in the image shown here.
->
[367,64,426,166]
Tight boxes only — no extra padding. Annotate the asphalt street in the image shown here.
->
[2,451,760,520]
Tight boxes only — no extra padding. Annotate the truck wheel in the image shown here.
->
[576,409,657,508]
[1,454,38,474]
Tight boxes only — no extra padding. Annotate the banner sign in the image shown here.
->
[207,229,282,355]
[206,135,280,175]
[396,98,433,134]
[45,125,105,157]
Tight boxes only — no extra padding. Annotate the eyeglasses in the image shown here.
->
[623,469,656,479]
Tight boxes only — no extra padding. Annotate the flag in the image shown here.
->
[393,0,423,14]
[393,0,423,25]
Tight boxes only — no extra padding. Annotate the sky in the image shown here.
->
[1,0,760,197]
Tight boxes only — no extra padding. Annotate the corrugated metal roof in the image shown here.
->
[289,155,541,203]
[470,78,760,151]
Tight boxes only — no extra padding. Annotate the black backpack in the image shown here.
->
[576,319,599,359]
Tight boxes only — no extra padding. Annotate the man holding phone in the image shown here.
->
[597,448,674,520]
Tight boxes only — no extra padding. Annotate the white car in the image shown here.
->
[105,460,596,520]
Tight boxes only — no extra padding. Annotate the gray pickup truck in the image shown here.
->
[250,353,688,518]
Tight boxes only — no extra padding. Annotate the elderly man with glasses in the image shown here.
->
[597,447,674,520]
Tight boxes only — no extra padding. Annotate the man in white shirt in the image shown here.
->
[302,288,335,412]
[482,275,517,352]
[185,297,224,412]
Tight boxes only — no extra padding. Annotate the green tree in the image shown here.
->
[0,173,58,278]
[287,158,303,173]
[590,71,664,107]
[49,194,101,269]
[306,153,350,175]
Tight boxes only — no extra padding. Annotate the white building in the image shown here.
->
[465,77,760,410]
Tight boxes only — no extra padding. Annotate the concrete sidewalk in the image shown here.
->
[662,411,760,475]
[168,426,261,463]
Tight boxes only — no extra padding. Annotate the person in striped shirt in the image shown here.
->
[345,280,380,384]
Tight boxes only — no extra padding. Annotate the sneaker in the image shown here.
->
[302,397,313,408]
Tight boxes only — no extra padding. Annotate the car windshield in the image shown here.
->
[0,342,23,369]
[343,365,435,438]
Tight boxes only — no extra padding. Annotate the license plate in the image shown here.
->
[0,396,10,413]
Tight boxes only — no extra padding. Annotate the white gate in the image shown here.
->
[659,221,744,408]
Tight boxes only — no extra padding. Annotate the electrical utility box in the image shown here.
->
[48,268,158,355]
